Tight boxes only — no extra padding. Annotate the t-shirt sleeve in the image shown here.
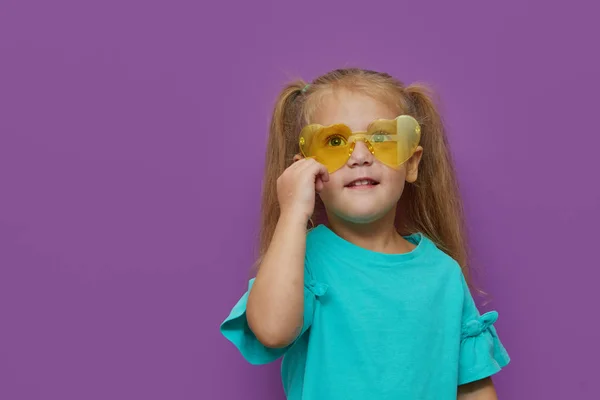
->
[458,273,510,385]
[219,273,327,365]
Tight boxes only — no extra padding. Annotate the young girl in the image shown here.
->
[220,68,510,399]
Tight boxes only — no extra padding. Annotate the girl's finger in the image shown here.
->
[314,162,329,182]
[315,176,324,193]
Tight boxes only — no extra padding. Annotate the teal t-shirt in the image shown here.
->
[220,225,510,399]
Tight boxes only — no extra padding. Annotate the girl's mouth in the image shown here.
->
[345,178,380,189]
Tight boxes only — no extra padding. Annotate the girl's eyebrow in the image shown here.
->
[365,118,380,131]
[366,116,394,131]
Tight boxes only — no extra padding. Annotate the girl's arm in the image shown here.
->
[246,213,307,348]
[246,159,328,349]
[457,378,497,400]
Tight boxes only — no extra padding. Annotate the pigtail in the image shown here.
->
[254,81,306,269]
[402,84,471,282]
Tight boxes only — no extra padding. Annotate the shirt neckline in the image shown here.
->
[310,224,430,265]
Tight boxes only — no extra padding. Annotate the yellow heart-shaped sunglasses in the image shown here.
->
[299,115,421,173]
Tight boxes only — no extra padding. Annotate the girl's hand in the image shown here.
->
[276,158,329,223]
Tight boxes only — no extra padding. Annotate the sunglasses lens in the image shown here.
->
[300,125,352,173]
[369,116,421,168]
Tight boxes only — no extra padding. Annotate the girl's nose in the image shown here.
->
[347,140,374,168]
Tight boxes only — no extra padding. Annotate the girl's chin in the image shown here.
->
[333,209,390,225]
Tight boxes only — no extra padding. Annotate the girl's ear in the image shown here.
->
[405,146,423,183]
[293,153,303,163]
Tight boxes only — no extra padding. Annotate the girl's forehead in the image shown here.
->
[309,89,398,130]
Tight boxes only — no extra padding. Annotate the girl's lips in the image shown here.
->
[345,179,380,191]
[345,178,380,188]
[346,183,378,190]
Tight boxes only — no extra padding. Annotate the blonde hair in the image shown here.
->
[257,68,472,284]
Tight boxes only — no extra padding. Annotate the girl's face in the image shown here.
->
[303,89,423,224]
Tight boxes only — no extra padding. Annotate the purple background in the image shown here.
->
[1,0,598,399]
